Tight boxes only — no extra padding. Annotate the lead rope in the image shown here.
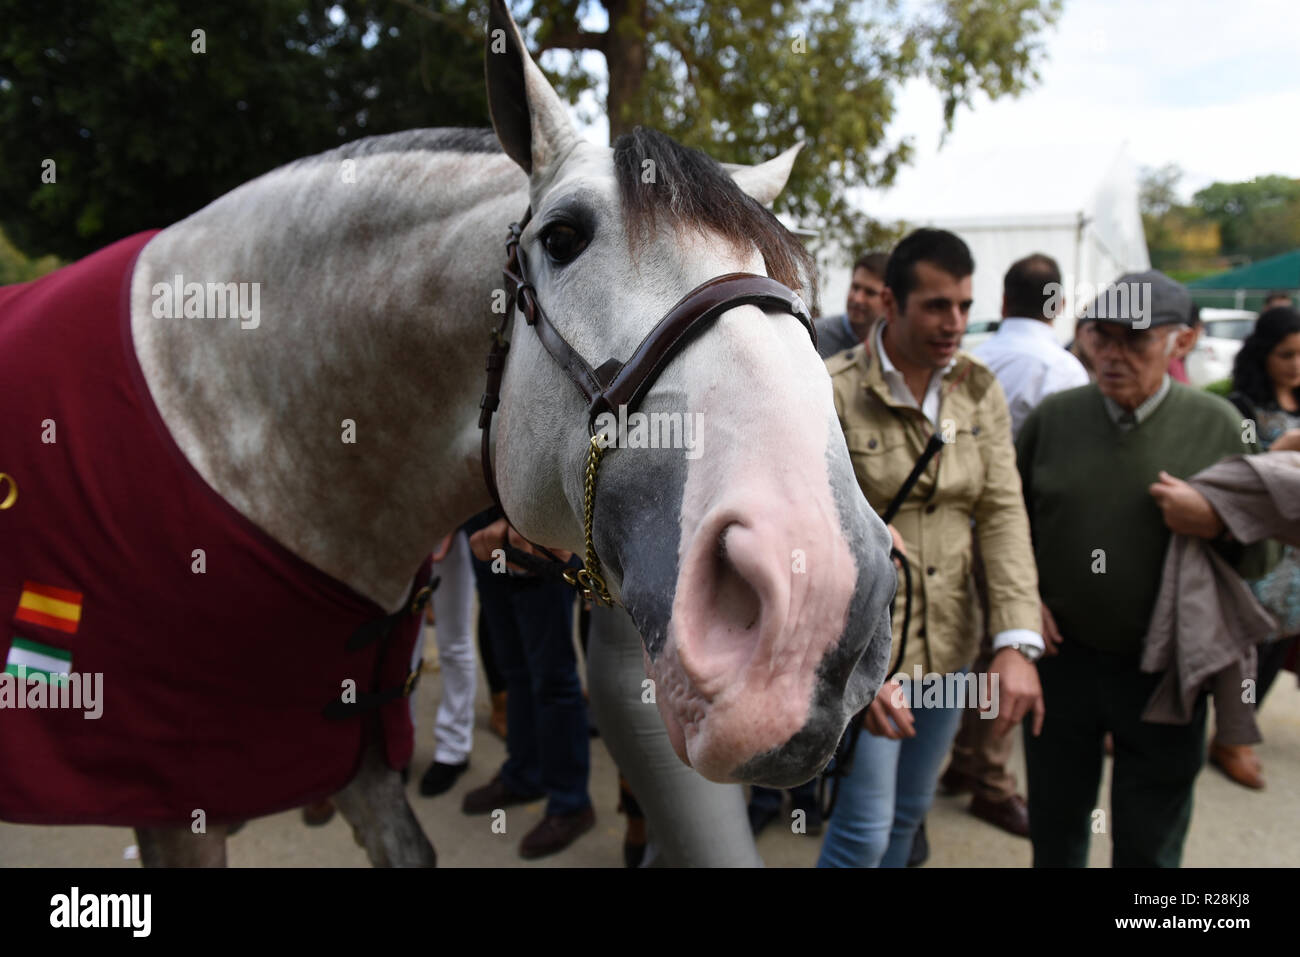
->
[818,431,946,821]
[561,434,615,606]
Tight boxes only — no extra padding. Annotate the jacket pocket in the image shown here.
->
[844,427,916,511]
[937,423,984,506]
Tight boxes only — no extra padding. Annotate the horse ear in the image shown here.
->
[727,143,804,207]
[485,0,577,177]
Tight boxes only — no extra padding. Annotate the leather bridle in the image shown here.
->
[478,206,818,605]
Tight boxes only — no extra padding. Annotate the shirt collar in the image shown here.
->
[1102,374,1172,430]
[874,320,957,378]
[840,312,857,345]
[996,317,1058,342]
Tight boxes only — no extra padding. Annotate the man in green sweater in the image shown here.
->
[1016,270,1268,867]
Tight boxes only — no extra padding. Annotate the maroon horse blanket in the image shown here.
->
[0,232,427,826]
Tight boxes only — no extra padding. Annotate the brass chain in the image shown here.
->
[563,433,615,606]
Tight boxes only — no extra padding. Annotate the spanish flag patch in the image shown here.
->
[13,581,83,634]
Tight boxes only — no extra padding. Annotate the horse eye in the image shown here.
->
[542,224,589,265]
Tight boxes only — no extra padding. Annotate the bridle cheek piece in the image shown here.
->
[478,207,818,605]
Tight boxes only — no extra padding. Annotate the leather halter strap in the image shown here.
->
[478,206,817,585]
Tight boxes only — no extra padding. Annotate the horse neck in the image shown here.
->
[130,144,527,610]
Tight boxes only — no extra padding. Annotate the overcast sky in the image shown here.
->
[880,0,1300,203]
[561,0,1299,206]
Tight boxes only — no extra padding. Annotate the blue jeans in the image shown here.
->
[475,567,591,817]
[817,672,968,868]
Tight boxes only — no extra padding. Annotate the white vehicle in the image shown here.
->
[1186,308,1257,388]
[961,319,1000,351]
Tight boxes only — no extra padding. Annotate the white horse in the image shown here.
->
[0,0,895,865]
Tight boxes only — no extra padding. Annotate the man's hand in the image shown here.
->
[431,533,455,564]
[1040,601,1064,657]
[887,524,906,570]
[468,518,574,572]
[863,678,916,740]
[1149,470,1225,539]
[1270,429,1300,453]
[988,647,1045,738]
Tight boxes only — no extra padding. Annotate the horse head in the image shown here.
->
[483,0,895,787]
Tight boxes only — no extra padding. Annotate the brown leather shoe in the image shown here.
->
[969,793,1030,838]
[1209,741,1265,790]
[461,773,545,815]
[939,765,976,795]
[519,806,596,859]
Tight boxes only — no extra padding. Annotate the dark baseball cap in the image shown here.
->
[1080,270,1192,330]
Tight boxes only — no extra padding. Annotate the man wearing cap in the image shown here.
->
[1016,270,1270,867]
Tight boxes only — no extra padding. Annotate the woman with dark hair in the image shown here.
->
[1212,307,1300,789]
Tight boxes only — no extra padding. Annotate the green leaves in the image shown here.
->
[0,0,490,260]
[527,0,1061,259]
[2,0,1062,264]
[1142,165,1300,272]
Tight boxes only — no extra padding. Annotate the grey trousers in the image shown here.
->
[585,603,762,867]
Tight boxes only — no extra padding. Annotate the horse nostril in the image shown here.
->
[713,523,762,637]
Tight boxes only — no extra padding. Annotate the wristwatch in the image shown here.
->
[1007,642,1043,663]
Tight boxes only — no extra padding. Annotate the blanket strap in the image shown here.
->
[323,569,440,719]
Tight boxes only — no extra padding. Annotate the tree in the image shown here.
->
[0,0,490,260]
[1140,163,1183,220]
[519,0,1063,253]
[4,0,1063,262]
[1192,175,1300,261]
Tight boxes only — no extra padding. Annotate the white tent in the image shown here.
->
[818,143,1151,344]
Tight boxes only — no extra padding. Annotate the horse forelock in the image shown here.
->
[611,127,818,313]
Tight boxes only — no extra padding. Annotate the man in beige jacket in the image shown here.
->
[818,228,1044,868]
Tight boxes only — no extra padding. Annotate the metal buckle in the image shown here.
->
[402,669,420,697]
[409,585,433,616]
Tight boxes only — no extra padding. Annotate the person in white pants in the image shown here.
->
[411,528,479,796]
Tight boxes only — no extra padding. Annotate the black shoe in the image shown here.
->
[748,803,780,837]
[907,820,929,867]
[419,759,469,797]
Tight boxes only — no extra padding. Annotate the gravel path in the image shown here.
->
[3,630,1297,868]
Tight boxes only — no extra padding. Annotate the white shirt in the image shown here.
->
[874,321,954,428]
[877,320,1045,656]
[972,318,1090,439]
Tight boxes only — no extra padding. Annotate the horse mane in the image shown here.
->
[613,127,818,313]
[291,127,502,166]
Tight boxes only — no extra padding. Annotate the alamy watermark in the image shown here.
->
[1043,277,1154,329]
[151,274,261,329]
[888,667,999,718]
[50,886,150,937]
[593,405,704,459]
[0,666,103,719]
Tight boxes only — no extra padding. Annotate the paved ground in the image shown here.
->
[2,621,1298,868]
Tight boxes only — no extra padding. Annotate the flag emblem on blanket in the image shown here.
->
[14,581,83,634]
[4,636,72,685]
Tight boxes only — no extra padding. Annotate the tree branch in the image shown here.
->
[386,0,480,44]
[537,27,607,53]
